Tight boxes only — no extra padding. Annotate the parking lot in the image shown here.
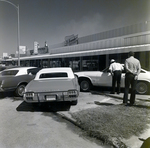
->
[0,91,150,148]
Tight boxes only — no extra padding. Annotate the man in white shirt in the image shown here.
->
[109,59,124,94]
[123,51,141,106]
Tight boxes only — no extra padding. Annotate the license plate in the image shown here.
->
[46,95,56,101]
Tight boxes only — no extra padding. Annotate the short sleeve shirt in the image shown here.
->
[109,62,123,72]
[125,56,141,75]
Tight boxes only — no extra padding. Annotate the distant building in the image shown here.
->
[34,41,39,54]
[19,46,27,54]
[64,34,78,46]
[2,53,9,59]
[9,54,15,58]
[38,41,49,54]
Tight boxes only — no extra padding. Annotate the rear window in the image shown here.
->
[39,72,68,79]
[0,70,18,76]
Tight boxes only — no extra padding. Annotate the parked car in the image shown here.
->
[75,67,150,95]
[0,67,40,97]
[23,67,79,106]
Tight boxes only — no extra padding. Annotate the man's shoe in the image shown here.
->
[120,102,127,105]
[129,103,134,106]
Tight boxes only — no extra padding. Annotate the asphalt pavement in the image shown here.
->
[59,92,150,148]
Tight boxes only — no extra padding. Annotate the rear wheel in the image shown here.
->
[136,81,148,95]
[80,79,91,92]
[15,84,26,97]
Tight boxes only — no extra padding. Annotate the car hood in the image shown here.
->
[25,79,76,92]
[75,71,99,76]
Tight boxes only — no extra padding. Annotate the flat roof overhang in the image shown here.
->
[6,44,150,61]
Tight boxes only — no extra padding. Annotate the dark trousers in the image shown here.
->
[112,71,121,93]
[123,73,137,104]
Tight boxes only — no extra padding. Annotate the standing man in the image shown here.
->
[123,51,141,106]
[109,59,124,94]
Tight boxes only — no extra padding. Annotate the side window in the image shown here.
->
[1,70,18,76]
[27,68,41,75]
[140,70,145,73]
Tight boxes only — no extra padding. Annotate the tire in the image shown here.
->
[15,84,26,97]
[136,81,148,95]
[80,79,91,92]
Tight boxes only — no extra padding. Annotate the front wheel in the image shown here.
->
[136,81,148,95]
[80,79,91,92]
[15,84,26,97]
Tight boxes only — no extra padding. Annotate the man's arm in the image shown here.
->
[109,64,113,76]
[137,61,141,76]
[124,60,132,74]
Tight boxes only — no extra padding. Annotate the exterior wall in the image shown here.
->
[139,51,150,70]
[50,32,150,55]
[79,21,150,44]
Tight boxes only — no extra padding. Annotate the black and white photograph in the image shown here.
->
[0,0,150,148]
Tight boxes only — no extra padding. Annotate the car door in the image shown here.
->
[120,71,125,87]
[97,68,112,87]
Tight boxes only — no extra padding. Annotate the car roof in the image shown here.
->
[39,67,72,73]
[3,67,37,71]
[35,67,74,80]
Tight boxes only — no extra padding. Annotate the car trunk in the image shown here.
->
[26,78,75,92]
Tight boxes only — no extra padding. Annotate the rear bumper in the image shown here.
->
[23,92,78,104]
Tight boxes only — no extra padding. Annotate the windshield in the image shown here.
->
[0,70,18,76]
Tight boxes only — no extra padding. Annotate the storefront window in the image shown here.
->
[82,56,99,71]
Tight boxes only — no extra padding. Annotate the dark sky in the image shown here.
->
[0,0,150,56]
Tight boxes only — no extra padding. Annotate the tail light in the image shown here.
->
[25,92,34,100]
[67,90,79,97]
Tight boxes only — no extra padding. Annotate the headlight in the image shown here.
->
[67,90,78,97]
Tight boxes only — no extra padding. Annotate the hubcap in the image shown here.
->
[81,81,89,91]
[136,82,147,94]
[18,85,25,96]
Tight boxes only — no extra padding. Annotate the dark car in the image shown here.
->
[0,67,40,97]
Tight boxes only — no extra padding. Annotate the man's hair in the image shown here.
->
[129,51,134,57]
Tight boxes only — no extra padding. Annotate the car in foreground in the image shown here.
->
[0,67,40,97]
[75,67,150,95]
[23,67,79,106]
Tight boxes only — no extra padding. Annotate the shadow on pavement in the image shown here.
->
[94,101,115,106]
[16,101,71,112]
[0,92,14,99]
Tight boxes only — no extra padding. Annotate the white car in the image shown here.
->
[75,67,150,95]
[23,67,79,106]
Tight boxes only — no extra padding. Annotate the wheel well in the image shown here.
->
[137,80,149,85]
[17,82,28,87]
[78,77,92,85]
